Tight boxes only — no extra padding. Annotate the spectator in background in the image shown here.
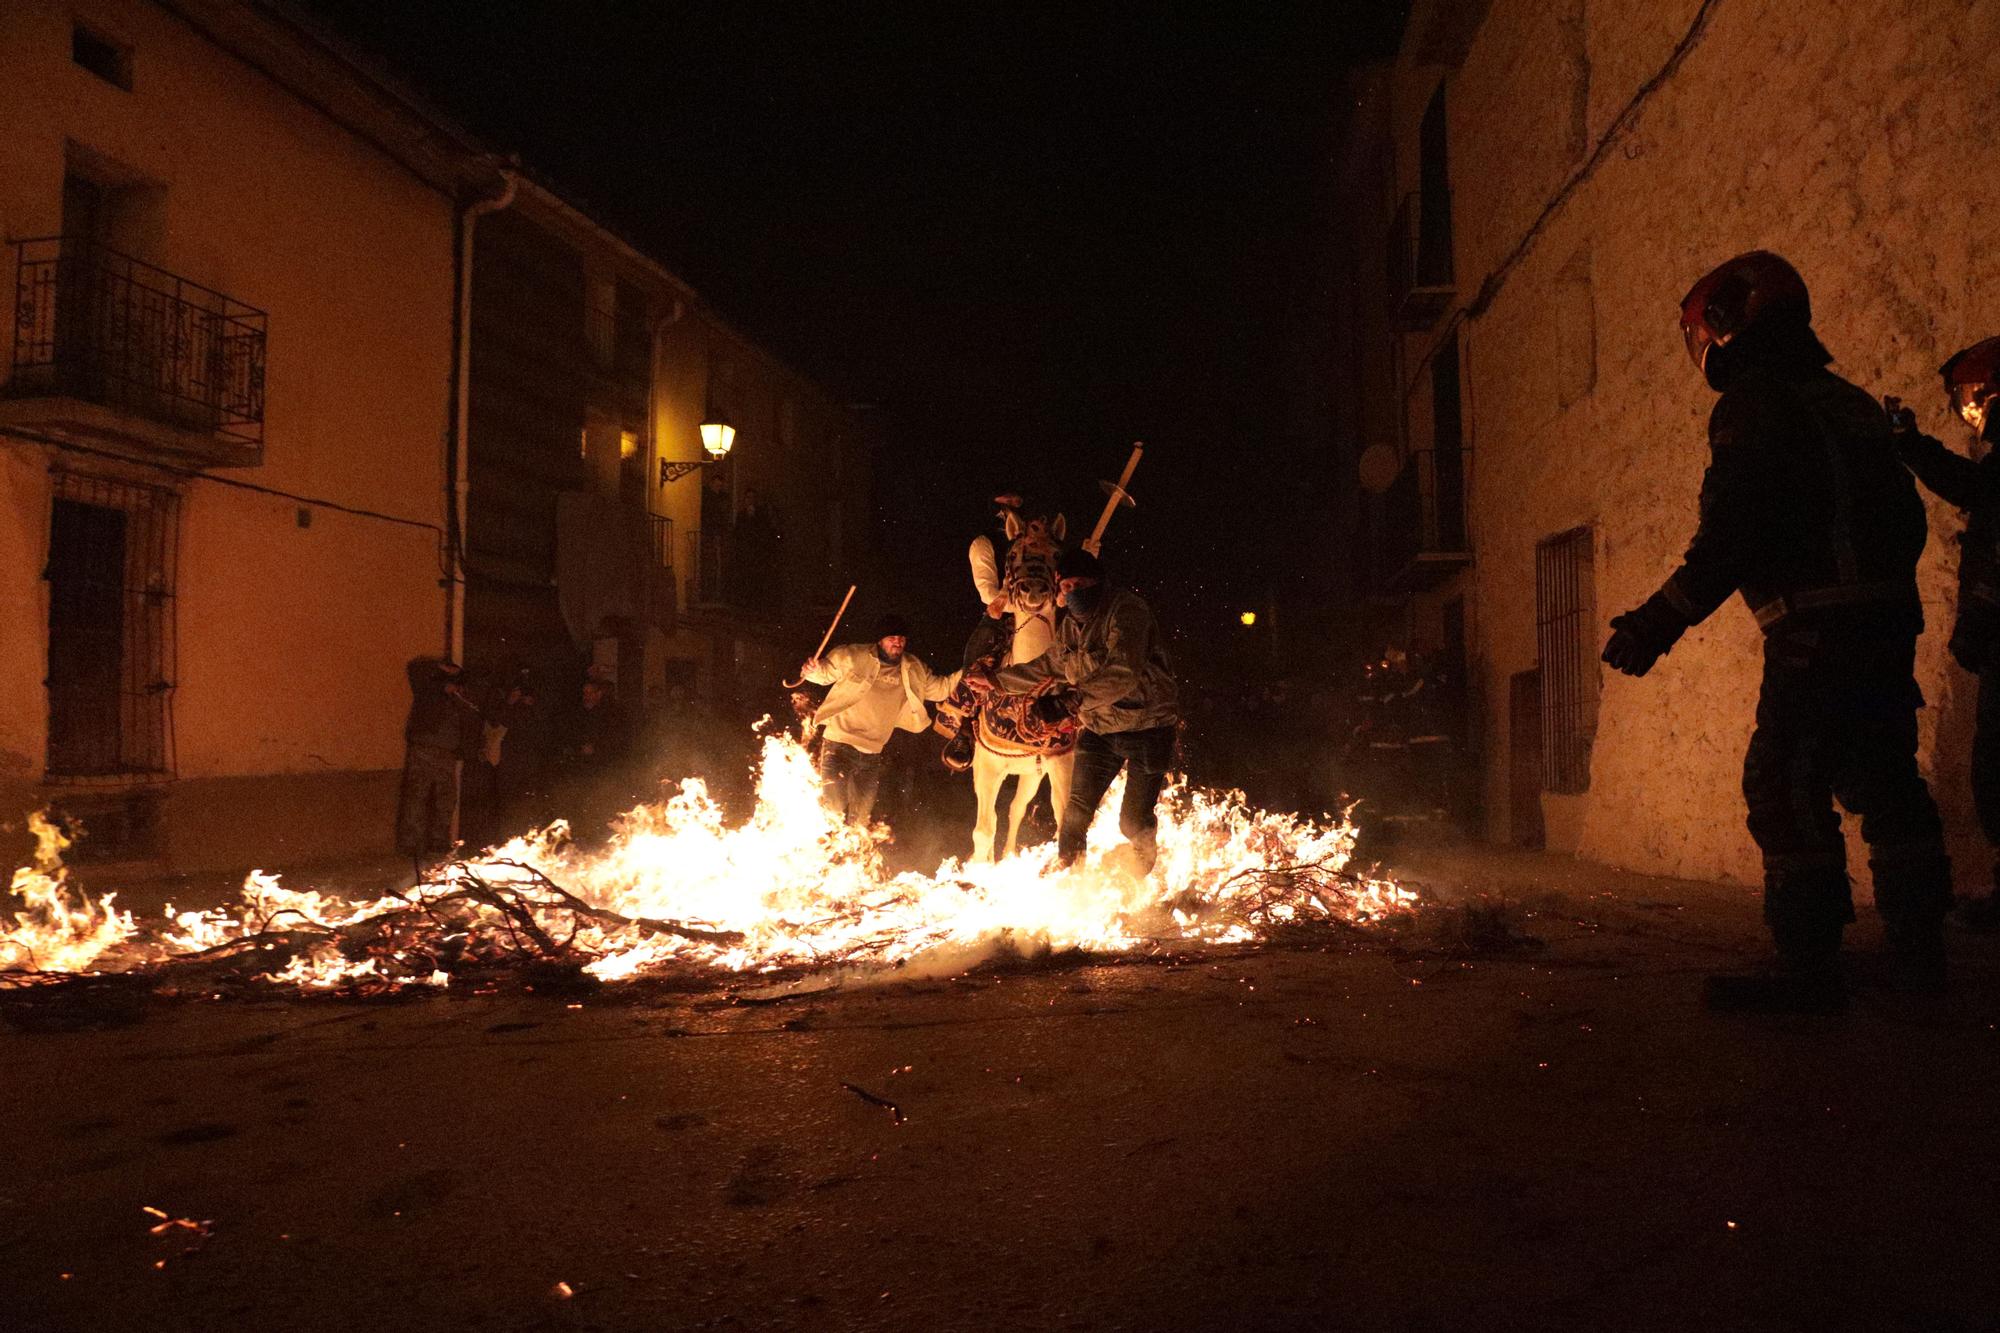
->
[492,671,552,837]
[701,472,732,602]
[396,657,482,873]
[555,667,631,841]
[731,487,781,610]
[454,666,504,848]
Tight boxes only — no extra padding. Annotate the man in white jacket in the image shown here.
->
[963,491,1023,666]
[799,614,962,825]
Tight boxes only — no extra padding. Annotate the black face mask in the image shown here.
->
[1065,582,1104,615]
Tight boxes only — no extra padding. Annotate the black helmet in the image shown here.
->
[1679,251,1812,383]
[1941,335,2000,442]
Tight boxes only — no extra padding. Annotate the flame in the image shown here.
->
[3,730,1413,990]
[1,811,135,974]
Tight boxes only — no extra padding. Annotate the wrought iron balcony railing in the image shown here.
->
[1382,446,1470,591]
[1387,190,1455,332]
[647,513,677,626]
[8,237,267,448]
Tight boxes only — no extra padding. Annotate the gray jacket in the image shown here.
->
[994,588,1178,733]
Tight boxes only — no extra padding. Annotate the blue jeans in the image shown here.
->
[1059,724,1175,870]
[816,739,885,825]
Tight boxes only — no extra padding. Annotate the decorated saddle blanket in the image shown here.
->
[974,692,1078,760]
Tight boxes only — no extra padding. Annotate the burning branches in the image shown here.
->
[3,733,1420,999]
[2,813,135,975]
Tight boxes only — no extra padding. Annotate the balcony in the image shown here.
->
[647,513,677,627]
[1382,447,1471,591]
[2,237,266,467]
[691,527,727,607]
[1387,191,1455,333]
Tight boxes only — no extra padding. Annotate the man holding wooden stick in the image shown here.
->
[798,614,962,825]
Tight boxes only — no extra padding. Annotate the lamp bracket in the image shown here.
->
[660,459,716,484]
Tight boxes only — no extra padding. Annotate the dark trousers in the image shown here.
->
[396,743,459,860]
[1974,657,2000,852]
[1741,622,1949,960]
[1060,724,1176,870]
[817,739,886,825]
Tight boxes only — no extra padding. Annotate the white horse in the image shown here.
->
[970,512,1076,862]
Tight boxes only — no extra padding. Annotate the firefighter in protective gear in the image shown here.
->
[1886,335,2000,931]
[1603,251,1950,1011]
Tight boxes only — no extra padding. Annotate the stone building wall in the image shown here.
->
[1366,0,2000,886]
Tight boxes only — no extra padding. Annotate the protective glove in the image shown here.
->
[1882,394,1918,437]
[1033,691,1076,726]
[1882,394,1937,469]
[1602,592,1691,678]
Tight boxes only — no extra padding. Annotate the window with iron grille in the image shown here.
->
[44,471,178,781]
[1535,525,1597,794]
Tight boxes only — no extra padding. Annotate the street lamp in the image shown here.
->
[662,347,737,487]
[699,417,736,460]
[662,414,734,483]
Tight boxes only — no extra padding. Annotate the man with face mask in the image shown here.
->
[1602,251,1949,1012]
[1887,336,2000,929]
[972,549,1179,872]
[799,614,961,825]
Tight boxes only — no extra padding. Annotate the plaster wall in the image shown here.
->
[1413,0,2000,884]
[652,312,870,649]
[0,0,455,864]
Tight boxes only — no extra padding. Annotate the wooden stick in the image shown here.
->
[783,584,856,688]
[1083,441,1144,556]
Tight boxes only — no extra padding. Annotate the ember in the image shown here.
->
[2,732,1414,994]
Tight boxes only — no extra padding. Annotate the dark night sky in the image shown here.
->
[297,0,1407,650]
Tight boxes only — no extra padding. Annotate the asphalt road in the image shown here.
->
[4,848,1999,1332]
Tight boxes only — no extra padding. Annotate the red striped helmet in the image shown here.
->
[1679,251,1811,376]
[1941,336,2000,440]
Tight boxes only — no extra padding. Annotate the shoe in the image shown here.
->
[1958,890,2000,933]
[1702,962,1847,1015]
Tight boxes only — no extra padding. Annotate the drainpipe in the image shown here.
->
[446,164,519,662]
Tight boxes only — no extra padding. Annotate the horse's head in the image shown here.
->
[1002,511,1067,615]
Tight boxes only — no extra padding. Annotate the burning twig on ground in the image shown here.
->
[142,1205,214,1266]
[2,733,1421,1001]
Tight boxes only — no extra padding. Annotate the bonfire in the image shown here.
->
[1,731,1414,994]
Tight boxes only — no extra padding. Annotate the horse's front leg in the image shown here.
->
[1003,763,1041,860]
[971,750,1001,863]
